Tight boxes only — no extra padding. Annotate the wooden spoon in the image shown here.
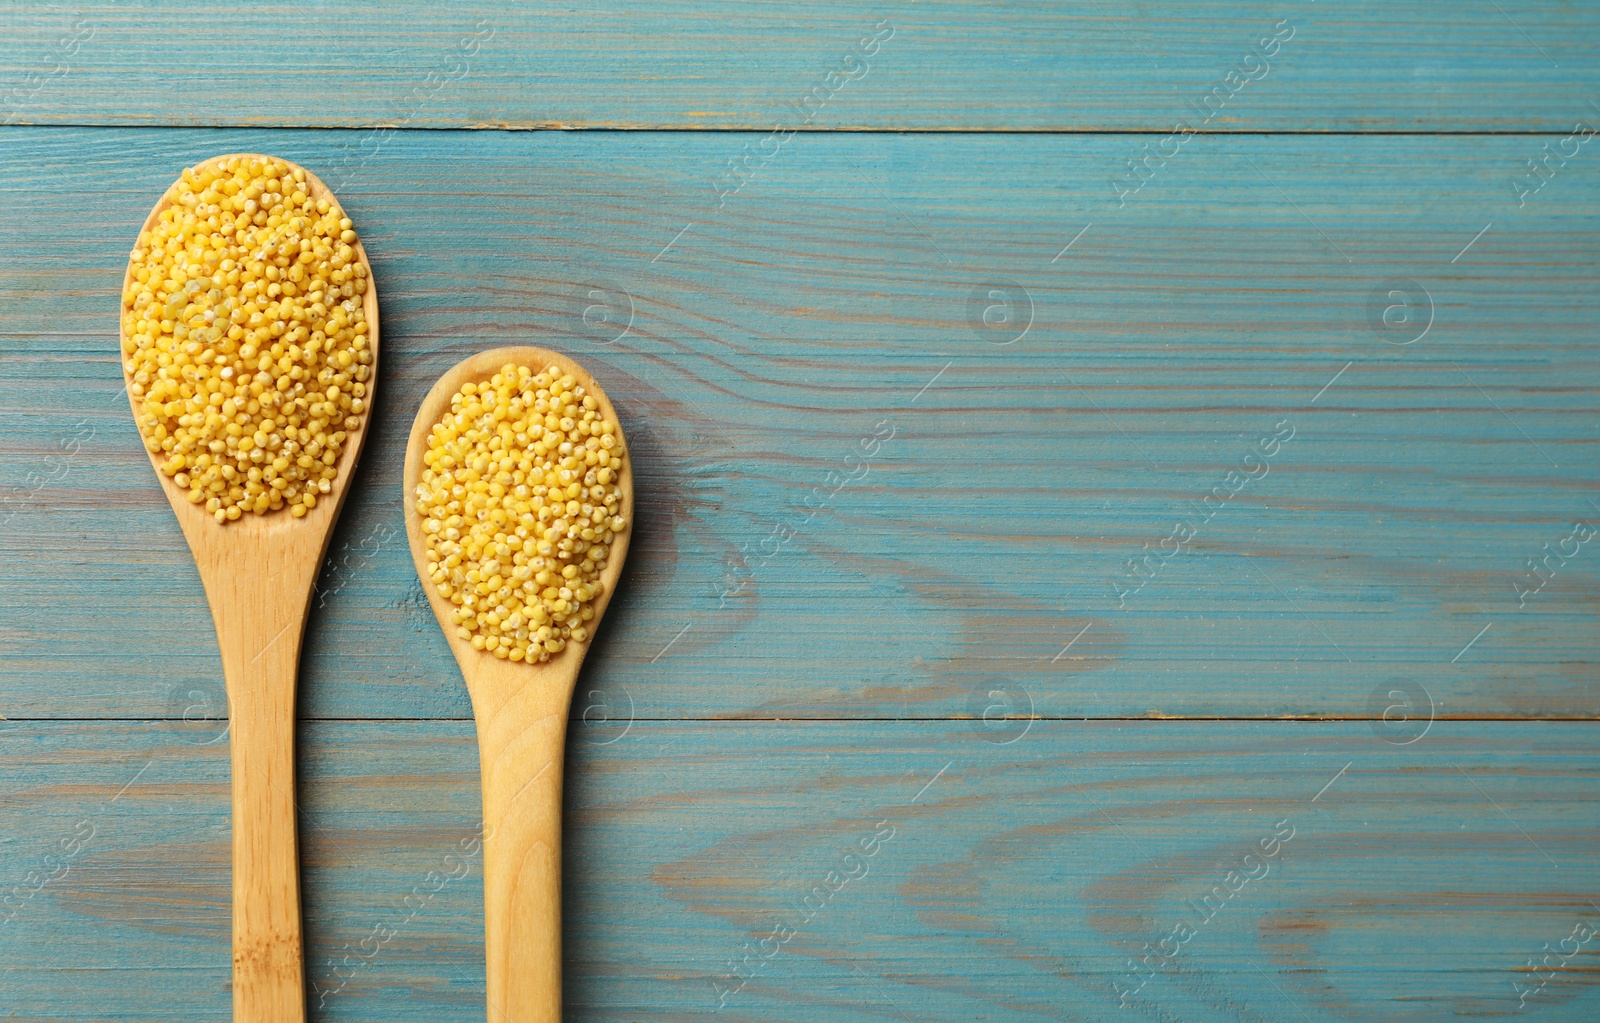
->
[402,347,633,1023]
[119,153,379,1022]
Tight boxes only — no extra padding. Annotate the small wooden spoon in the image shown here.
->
[402,347,633,1023]
[119,154,379,1022]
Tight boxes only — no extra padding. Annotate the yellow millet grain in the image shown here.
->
[416,363,628,663]
[121,156,372,523]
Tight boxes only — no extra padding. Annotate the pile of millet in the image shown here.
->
[415,363,628,662]
[121,156,372,522]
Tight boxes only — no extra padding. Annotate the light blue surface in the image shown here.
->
[0,4,1597,1020]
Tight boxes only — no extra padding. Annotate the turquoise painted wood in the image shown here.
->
[0,128,1595,721]
[1,3,1597,1020]
[1,720,1598,1021]
[1,1,1598,131]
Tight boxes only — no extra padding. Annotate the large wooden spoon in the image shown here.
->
[403,347,633,1022]
[119,153,379,1022]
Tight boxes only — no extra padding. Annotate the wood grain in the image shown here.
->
[1,1,1597,131]
[1,128,1594,721]
[3,5,1595,1020]
[1,719,1597,1021]
[116,153,381,1023]
[403,347,636,1023]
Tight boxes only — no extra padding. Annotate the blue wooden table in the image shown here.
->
[2,2,1598,1020]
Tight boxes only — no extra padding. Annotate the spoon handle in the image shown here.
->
[212,584,309,1023]
[476,696,569,1023]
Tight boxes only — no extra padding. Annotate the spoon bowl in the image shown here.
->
[120,153,378,1023]
[403,346,633,1023]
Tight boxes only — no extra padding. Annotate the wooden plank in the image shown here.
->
[1,719,1597,1021]
[0,127,1596,720]
[1,1,1598,131]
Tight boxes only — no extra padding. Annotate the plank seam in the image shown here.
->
[1,123,1594,137]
